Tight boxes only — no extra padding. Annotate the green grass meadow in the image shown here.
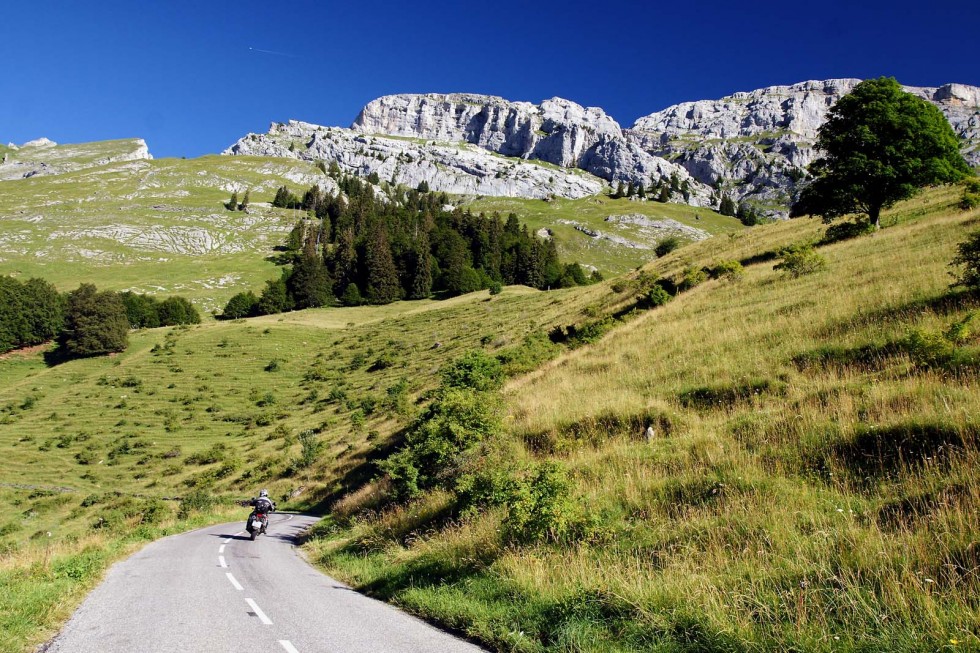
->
[1,138,978,652]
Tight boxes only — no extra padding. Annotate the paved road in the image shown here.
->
[44,514,485,653]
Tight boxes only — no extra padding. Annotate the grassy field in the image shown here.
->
[2,137,978,651]
[305,185,980,651]
[0,281,602,651]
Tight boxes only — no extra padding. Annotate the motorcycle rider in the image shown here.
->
[244,489,276,534]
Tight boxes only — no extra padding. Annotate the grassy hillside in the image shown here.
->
[1,136,977,651]
[468,194,743,274]
[0,282,602,652]
[0,153,329,313]
[304,185,980,651]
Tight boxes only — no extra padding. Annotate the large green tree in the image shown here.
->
[60,284,129,357]
[791,77,971,228]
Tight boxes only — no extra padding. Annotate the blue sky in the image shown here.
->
[2,0,978,158]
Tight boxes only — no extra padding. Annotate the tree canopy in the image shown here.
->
[791,77,971,227]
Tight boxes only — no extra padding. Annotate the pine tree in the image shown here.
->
[364,222,401,304]
[626,181,636,198]
[407,230,433,300]
[331,227,359,297]
[227,190,239,211]
[658,183,670,203]
[240,189,250,211]
[289,253,333,308]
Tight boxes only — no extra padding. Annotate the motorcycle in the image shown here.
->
[247,510,268,541]
[240,499,274,540]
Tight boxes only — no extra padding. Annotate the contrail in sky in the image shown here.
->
[248,47,297,58]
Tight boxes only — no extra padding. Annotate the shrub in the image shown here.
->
[679,266,708,291]
[504,461,581,543]
[177,489,214,519]
[950,230,980,289]
[960,178,980,210]
[655,236,681,258]
[774,243,826,277]
[709,260,744,281]
[295,430,323,468]
[645,284,672,307]
[821,219,875,245]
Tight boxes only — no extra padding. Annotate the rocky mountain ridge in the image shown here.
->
[628,79,980,211]
[226,79,978,216]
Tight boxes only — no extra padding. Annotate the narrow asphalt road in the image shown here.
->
[44,513,485,653]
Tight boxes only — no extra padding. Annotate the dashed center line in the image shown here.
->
[279,641,300,653]
[219,555,227,568]
[219,544,226,554]
[226,572,243,591]
[245,598,273,625]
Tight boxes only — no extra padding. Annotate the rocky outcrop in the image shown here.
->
[0,138,152,181]
[629,79,980,214]
[225,80,978,215]
[225,120,606,200]
[351,93,711,203]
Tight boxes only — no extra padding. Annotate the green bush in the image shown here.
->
[645,284,672,307]
[655,236,681,258]
[960,178,980,210]
[774,243,826,277]
[504,461,581,544]
[709,260,744,281]
[679,266,708,291]
[295,429,323,468]
[950,230,980,288]
[177,489,214,519]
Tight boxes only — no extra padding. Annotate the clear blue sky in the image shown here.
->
[2,0,978,158]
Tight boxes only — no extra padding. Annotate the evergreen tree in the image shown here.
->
[240,189,250,211]
[331,227,359,298]
[340,283,363,306]
[59,284,129,357]
[637,183,646,199]
[719,195,737,216]
[626,181,636,198]
[363,222,401,304]
[256,274,293,315]
[613,181,626,199]
[670,172,681,192]
[227,190,238,211]
[658,183,670,203]
[407,230,433,300]
[289,253,334,308]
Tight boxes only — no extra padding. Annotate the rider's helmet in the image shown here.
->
[259,489,268,498]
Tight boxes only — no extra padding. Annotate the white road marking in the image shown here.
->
[219,555,227,568]
[245,598,273,625]
[226,572,243,591]
[279,641,300,653]
[219,544,225,554]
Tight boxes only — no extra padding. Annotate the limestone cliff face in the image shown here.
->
[629,79,980,212]
[226,80,979,215]
[224,121,607,200]
[351,93,709,203]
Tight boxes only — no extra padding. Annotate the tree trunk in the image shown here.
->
[869,205,881,230]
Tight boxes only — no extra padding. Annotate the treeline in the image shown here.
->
[0,277,199,357]
[222,175,598,318]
